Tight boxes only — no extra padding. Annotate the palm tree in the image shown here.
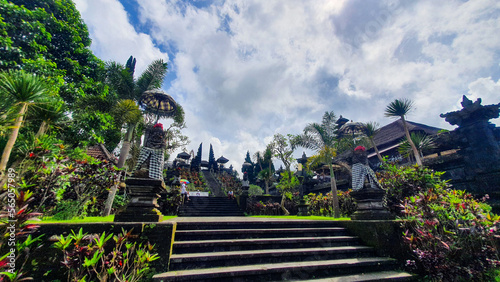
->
[363,122,383,162]
[113,100,143,168]
[105,56,169,168]
[31,98,68,137]
[398,132,436,160]
[295,111,341,218]
[384,99,422,166]
[0,70,56,173]
[102,57,169,216]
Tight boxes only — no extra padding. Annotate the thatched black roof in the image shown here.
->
[373,118,442,147]
[177,151,191,159]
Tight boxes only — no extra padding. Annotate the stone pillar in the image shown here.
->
[240,180,250,213]
[350,188,393,220]
[114,177,164,222]
[297,199,309,216]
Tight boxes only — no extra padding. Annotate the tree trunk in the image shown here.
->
[265,181,269,194]
[0,104,27,172]
[280,194,290,215]
[103,123,135,217]
[116,124,135,168]
[401,116,422,166]
[329,164,340,218]
[370,139,383,162]
[102,174,122,217]
[35,120,48,138]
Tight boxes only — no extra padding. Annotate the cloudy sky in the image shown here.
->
[74,0,500,172]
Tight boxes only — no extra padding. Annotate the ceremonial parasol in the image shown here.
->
[139,89,177,122]
[339,121,365,137]
[216,156,229,164]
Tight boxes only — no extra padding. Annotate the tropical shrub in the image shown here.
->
[377,163,445,216]
[17,135,120,219]
[0,184,43,281]
[248,185,263,196]
[158,190,182,215]
[54,228,158,282]
[246,200,282,215]
[305,191,356,217]
[379,163,500,281]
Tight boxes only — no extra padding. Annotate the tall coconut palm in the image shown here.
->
[295,111,341,218]
[0,70,56,173]
[384,99,422,166]
[363,122,383,162]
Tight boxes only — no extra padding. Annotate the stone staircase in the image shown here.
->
[153,220,414,281]
[202,170,225,196]
[178,196,245,217]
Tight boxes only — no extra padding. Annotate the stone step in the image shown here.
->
[153,257,400,281]
[174,227,349,241]
[172,236,360,253]
[179,205,240,210]
[177,213,245,217]
[175,220,342,230]
[301,270,414,281]
[169,246,374,270]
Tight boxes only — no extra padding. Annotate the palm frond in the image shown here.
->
[384,98,414,118]
[363,121,380,138]
[398,132,436,157]
[136,59,168,96]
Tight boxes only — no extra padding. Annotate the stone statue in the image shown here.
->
[349,146,392,220]
[133,123,167,180]
[351,146,382,190]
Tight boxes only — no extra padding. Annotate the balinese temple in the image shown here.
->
[367,118,442,164]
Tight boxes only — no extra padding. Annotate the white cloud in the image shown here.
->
[75,0,500,173]
[73,0,168,75]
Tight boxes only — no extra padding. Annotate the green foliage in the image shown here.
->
[0,185,43,281]
[379,163,500,280]
[17,135,119,217]
[248,184,263,196]
[304,191,357,217]
[0,0,123,149]
[398,132,436,159]
[377,163,446,216]
[54,228,159,282]
[384,98,414,118]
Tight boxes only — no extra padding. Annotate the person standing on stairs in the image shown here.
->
[181,182,189,203]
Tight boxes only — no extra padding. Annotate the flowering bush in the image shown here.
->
[379,163,500,281]
[18,136,119,219]
[246,200,281,215]
[377,163,445,216]
[0,186,43,281]
[305,191,356,217]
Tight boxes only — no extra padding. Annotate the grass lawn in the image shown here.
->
[30,215,178,223]
[249,215,350,220]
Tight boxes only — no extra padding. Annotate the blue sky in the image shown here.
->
[74,0,500,171]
